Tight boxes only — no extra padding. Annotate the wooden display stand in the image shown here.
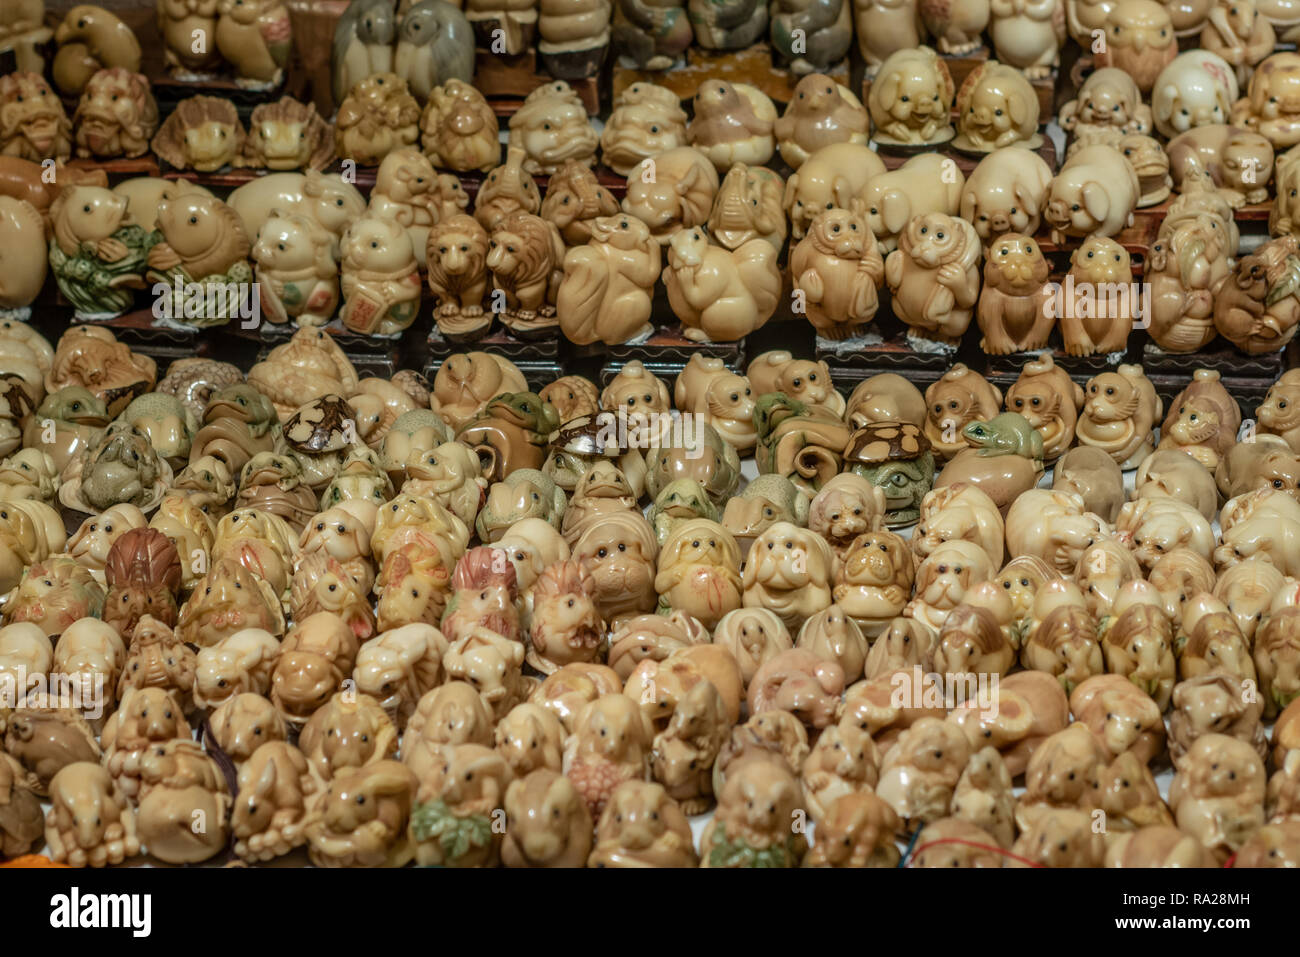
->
[875,136,1058,176]
[426,326,562,390]
[815,320,955,394]
[612,43,848,106]
[68,308,210,368]
[232,319,408,378]
[474,49,600,115]
[600,326,747,385]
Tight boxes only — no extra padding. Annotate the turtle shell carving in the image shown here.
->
[283,394,357,454]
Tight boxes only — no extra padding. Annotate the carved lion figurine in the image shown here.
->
[426,213,488,335]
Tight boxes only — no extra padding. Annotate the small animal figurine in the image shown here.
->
[1157,369,1242,471]
[305,760,419,867]
[339,214,422,337]
[157,0,223,77]
[1201,0,1274,86]
[507,82,600,175]
[421,79,499,173]
[1171,126,1273,210]
[487,211,566,338]
[556,214,661,346]
[151,96,245,172]
[52,5,142,95]
[935,413,1045,513]
[1214,233,1300,354]
[46,185,155,320]
[600,83,687,177]
[588,780,698,867]
[976,234,1053,354]
[426,214,491,340]
[408,743,512,867]
[1044,143,1140,244]
[43,762,140,867]
[0,73,71,164]
[394,0,474,101]
[687,81,777,172]
[852,0,924,74]
[773,75,867,169]
[231,741,316,862]
[252,209,339,328]
[335,73,421,167]
[868,46,957,147]
[662,226,781,342]
[706,163,786,251]
[621,146,719,245]
[146,193,253,328]
[216,0,292,89]
[539,160,619,247]
[240,98,335,171]
[523,559,605,674]
[1152,50,1239,139]
[741,523,836,631]
[227,170,367,258]
[72,69,158,161]
[1233,51,1300,149]
[1169,733,1266,862]
[502,769,593,867]
[1093,0,1179,93]
[1056,237,1136,356]
[783,142,887,240]
[989,0,1065,79]
[875,716,971,826]
[134,738,232,864]
[700,757,806,867]
[1075,365,1162,468]
[885,213,982,347]
[953,60,1042,152]
[332,0,399,105]
[1004,356,1085,465]
[860,153,965,253]
[475,146,542,232]
[1059,68,1153,137]
[959,147,1054,252]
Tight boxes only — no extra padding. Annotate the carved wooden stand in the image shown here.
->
[612,43,849,106]
[426,326,562,391]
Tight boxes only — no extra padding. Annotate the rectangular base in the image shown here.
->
[426,326,562,390]
[599,326,747,384]
[612,43,848,106]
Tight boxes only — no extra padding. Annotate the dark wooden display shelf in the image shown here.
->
[612,43,848,106]
[426,325,562,390]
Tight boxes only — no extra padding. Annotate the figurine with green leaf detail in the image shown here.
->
[410,744,512,867]
[146,193,253,328]
[48,185,157,319]
[700,758,807,867]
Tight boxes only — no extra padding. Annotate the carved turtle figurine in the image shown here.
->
[282,394,358,455]
[843,423,935,528]
[543,412,647,497]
